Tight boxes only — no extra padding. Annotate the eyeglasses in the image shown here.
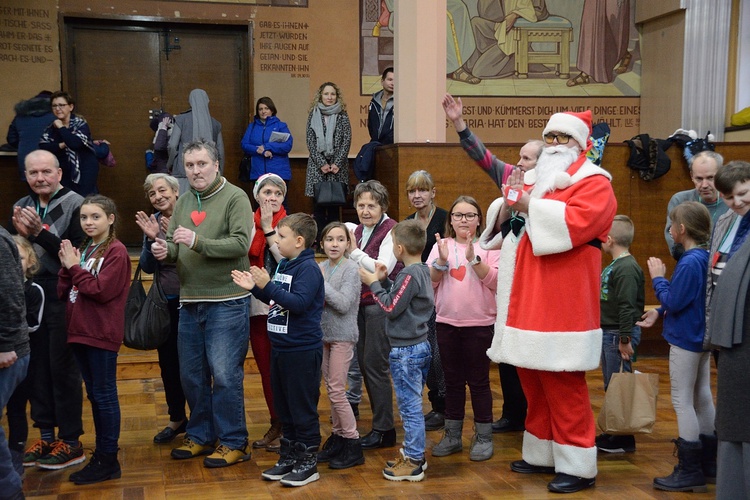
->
[451,212,478,221]
[543,133,571,144]
[51,104,69,108]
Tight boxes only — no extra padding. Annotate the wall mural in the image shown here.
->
[175,0,307,5]
[360,0,640,98]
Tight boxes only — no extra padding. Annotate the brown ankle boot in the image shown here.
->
[253,419,283,449]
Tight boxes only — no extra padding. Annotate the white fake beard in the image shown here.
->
[531,145,581,197]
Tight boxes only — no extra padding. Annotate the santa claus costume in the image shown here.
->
[480,111,617,488]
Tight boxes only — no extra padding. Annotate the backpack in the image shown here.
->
[586,122,611,166]
[667,129,716,163]
[353,140,381,182]
[624,133,672,181]
[145,149,155,171]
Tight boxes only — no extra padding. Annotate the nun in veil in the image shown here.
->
[168,89,225,194]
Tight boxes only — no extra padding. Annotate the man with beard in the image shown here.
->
[480,111,617,493]
[443,92,541,434]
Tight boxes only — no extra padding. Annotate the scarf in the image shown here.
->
[709,233,750,348]
[249,206,287,268]
[41,114,94,184]
[728,214,750,258]
[311,101,342,158]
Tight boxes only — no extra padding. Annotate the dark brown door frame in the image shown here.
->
[59,13,253,118]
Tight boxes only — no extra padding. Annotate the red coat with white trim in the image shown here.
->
[480,156,617,372]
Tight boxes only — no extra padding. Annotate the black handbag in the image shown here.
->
[313,177,347,206]
[124,264,171,350]
[239,154,252,182]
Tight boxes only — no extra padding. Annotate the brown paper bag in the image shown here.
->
[597,369,659,435]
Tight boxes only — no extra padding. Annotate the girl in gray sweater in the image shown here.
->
[316,222,363,469]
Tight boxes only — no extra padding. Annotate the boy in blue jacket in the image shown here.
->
[232,213,324,488]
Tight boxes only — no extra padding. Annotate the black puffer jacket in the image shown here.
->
[7,94,54,178]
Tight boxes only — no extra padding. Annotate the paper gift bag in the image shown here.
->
[597,369,659,435]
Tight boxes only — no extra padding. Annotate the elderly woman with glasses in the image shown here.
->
[39,91,101,196]
[345,180,401,450]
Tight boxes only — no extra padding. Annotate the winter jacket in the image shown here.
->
[7,95,54,179]
[240,115,293,180]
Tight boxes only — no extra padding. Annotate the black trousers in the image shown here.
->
[312,204,342,245]
[28,280,83,441]
[157,298,187,423]
[270,347,322,449]
[498,362,527,423]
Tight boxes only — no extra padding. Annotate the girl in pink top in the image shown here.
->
[427,196,499,462]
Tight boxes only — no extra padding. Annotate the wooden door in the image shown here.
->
[65,20,249,245]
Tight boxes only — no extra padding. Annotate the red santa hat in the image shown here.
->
[543,110,592,152]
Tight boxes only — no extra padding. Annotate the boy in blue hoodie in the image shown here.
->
[232,213,325,488]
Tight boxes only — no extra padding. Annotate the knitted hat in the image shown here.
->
[253,173,287,201]
[543,110,593,151]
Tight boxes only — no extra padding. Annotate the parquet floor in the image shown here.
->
[7,356,717,499]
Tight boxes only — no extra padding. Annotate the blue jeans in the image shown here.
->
[178,298,250,449]
[0,354,29,497]
[71,344,120,453]
[601,326,641,391]
[389,341,431,461]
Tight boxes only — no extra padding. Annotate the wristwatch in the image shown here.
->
[431,258,449,272]
[469,255,482,266]
[620,336,631,344]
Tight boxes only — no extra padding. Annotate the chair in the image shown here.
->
[513,16,573,79]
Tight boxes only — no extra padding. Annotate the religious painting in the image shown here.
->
[174,0,307,5]
[360,0,640,98]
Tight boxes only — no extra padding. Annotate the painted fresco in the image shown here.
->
[360,0,640,98]
[176,0,308,5]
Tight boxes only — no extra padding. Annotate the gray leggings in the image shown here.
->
[669,344,715,441]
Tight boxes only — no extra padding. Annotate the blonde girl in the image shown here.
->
[6,236,45,463]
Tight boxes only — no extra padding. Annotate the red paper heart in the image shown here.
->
[503,185,519,205]
[191,210,206,226]
[449,266,466,281]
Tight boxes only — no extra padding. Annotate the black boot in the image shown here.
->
[329,437,365,469]
[360,428,396,450]
[653,438,707,492]
[317,433,345,463]
[68,450,121,485]
[699,433,717,484]
[261,438,295,480]
[280,442,319,487]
